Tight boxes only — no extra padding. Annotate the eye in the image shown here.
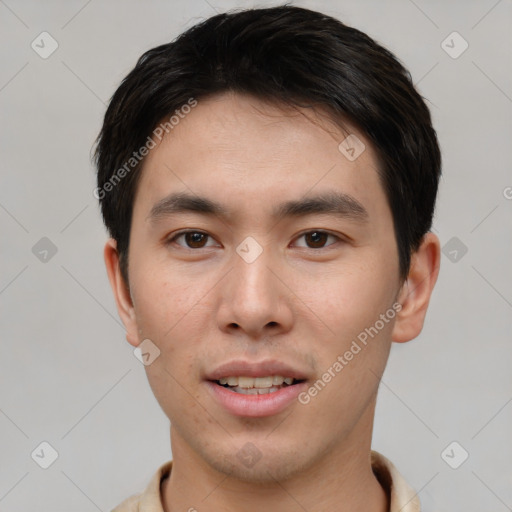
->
[167,229,342,250]
[167,230,218,249]
[293,230,340,249]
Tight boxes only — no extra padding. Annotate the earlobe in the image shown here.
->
[392,232,441,343]
[103,238,140,347]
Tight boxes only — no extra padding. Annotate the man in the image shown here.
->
[95,5,441,511]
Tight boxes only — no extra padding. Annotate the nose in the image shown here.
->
[216,245,294,340]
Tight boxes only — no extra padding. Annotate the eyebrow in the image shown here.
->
[147,191,368,224]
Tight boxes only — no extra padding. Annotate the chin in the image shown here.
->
[199,440,315,484]
[212,456,301,484]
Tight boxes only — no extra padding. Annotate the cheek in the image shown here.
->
[145,369,205,442]
[307,258,397,335]
[305,275,395,423]
[130,257,210,339]
[144,335,200,425]
[300,255,397,400]
[129,258,211,385]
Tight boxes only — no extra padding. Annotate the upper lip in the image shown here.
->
[205,359,310,381]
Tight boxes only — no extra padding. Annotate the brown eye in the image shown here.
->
[184,232,208,248]
[294,230,340,249]
[168,231,216,249]
[304,231,329,248]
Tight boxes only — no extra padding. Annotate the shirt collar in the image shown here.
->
[113,450,421,511]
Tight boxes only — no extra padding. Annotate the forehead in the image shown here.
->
[132,92,390,227]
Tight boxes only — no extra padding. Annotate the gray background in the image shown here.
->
[1,0,511,510]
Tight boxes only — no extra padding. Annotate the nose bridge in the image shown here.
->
[232,239,276,307]
[218,238,292,336]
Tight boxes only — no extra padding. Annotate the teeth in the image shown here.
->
[217,375,295,388]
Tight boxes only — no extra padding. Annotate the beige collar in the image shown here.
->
[113,450,420,511]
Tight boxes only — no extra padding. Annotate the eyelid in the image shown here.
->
[291,229,343,249]
[166,229,220,249]
[166,229,347,250]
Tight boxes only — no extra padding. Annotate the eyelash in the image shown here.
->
[166,230,343,250]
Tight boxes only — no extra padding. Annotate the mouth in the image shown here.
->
[205,361,310,417]
[213,375,306,395]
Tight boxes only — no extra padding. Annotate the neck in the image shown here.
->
[162,405,388,512]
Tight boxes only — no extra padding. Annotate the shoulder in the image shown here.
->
[111,492,142,511]
[111,460,173,512]
[371,450,421,512]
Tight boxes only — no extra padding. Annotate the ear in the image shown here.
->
[103,238,140,347]
[392,232,441,343]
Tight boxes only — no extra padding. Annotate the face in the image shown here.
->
[109,92,409,483]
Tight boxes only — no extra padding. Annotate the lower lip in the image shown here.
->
[205,381,308,418]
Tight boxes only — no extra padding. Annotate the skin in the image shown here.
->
[104,92,440,512]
